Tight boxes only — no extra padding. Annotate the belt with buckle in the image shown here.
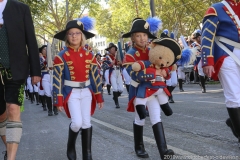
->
[155,75,165,82]
[64,80,90,88]
[114,66,120,70]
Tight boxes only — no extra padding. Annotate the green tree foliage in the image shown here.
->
[91,0,219,42]
[19,0,46,17]
[20,0,101,44]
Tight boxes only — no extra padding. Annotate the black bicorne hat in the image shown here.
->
[152,38,182,65]
[105,42,118,51]
[192,32,201,39]
[54,20,95,41]
[122,18,157,39]
[95,52,102,57]
[39,45,47,53]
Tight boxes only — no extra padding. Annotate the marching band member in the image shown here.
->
[53,17,104,160]
[33,83,40,105]
[123,18,174,159]
[39,45,57,116]
[26,75,34,103]
[191,29,207,93]
[201,0,240,146]
[103,51,112,95]
[95,52,103,93]
[105,43,123,108]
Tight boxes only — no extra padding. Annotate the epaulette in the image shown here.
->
[127,47,137,55]
[54,56,64,65]
[204,7,217,18]
[54,48,67,65]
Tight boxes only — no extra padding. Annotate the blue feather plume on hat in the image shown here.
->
[146,17,162,34]
[178,48,192,66]
[170,32,174,39]
[163,29,169,35]
[76,16,95,31]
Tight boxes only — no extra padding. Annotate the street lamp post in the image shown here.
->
[150,0,156,36]
[150,0,156,17]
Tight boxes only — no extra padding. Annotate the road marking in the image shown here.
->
[195,101,225,104]
[174,89,223,94]
[92,117,209,160]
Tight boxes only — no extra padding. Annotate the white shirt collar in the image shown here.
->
[0,0,8,24]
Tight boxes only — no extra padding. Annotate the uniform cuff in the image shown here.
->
[95,93,104,103]
[145,68,156,79]
[54,95,63,107]
[203,56,214,67]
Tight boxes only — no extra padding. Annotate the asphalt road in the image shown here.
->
[1,82,240,160]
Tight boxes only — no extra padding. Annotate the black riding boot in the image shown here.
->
[113,91,120,108]
[45,96,53,116]
[25,90,29,99]
[82,127,93,160]
[227,108,240,143]
[199,76,206,93]
[67,125,79,160]
[126,84,130,94]
[34,92,40,105]
[226,118,238,138]
[152,122,174,160]
[101,84,104,94]
[135,105,147,120]
[107,84,111,95]
[53,106,58,115]
[178,79,184,92]
[133,123,149,158]
[167,86,175,103]
[39,95,42,106]
[41,95,47,111]
[160,103,173,116]
[29,92,34,103]
[26,89,30,99]
[118,91,122,97]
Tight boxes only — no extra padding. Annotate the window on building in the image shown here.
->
[103,41,105,46]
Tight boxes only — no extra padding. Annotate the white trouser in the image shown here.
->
[134,89,168,126]
[110,69,124,92]
[177,66,185,79]
[122,68,131,85]
[27,77,33,93]
[218,48,240,108]
[104,69,110,85]
[68,88,92,132]
[166,70,178,86]
[37,82,44,96]
[33,83,39,92]
[38,89,45,96]
[197,59,205,76]
[42,74,52,97]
